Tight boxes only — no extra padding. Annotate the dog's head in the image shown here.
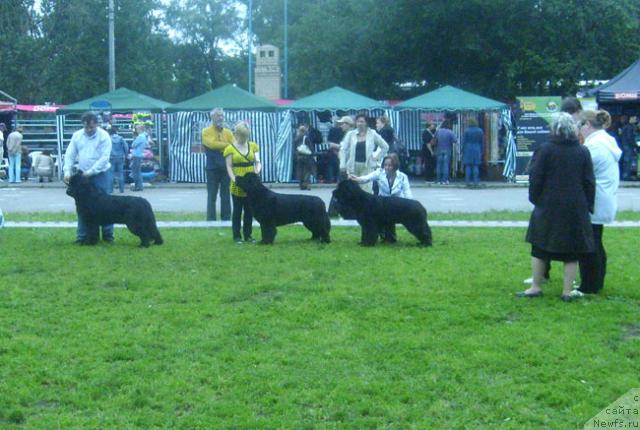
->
[330,179,363,219]
[66,171,95,200]
[333,179,363,202]
[234,172,262,194]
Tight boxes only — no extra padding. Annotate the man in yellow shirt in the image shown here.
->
[202,108,234,220]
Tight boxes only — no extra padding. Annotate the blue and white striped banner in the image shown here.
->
[168,111,281,183]
[501,109,516,181]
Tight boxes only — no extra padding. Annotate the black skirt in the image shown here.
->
[531,245,582,263]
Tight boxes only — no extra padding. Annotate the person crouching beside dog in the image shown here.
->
[349,153,413,242]
[64,111,114,243]
[224,121,261,244]
[340,113,389,193]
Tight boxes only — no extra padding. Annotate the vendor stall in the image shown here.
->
[56,88,170,180]
[393,85,515,180]
[165,84,280,183]
[280,86,391,182]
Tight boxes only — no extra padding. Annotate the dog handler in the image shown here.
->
[63,112,114,243]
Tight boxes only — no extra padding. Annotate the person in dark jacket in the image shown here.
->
[434,120,457,184]
[421,123,436,181]
[517,112,596,302]
[376,116,395,150]
[620,116,637,180]
[462,118,484,187]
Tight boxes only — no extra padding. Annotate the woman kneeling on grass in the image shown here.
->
[518,112,596,302]
[224,121,261,244]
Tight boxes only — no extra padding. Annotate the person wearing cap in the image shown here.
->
[325,116,348,183]
[335,116,355,177]
[202,107,234,221]
[6,125,24,183]
[340,113,389,192]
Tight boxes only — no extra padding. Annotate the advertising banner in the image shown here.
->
[515,96,562,179]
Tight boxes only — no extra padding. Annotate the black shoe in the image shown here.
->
[515,290,544,298]
[103,237,114,243]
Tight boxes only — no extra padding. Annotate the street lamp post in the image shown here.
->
[108,0,115,91]
[283,0,288,99]
[248,0,253,93]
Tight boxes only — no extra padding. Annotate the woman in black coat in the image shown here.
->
[518,113,596,302]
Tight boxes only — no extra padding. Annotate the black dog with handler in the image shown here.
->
[66,172,163,247]
[234,172,331,244]
[332,179,432,247]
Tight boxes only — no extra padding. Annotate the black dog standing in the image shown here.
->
[234,172,331,244]
[66,172,163,247]
[332,180,432,247]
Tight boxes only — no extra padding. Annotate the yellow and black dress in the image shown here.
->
[223,142,259,241]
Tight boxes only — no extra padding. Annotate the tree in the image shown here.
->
[164,0,242,91]
[0,1,42,103]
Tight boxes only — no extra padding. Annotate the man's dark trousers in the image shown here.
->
[207,166,231,221]
[579,224,606,294]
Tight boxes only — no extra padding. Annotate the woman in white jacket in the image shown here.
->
[339,113,389,192]
[578,110,622,294]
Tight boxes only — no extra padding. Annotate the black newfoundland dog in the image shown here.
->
[66,173,163,247]
[234,172,331,244]
[332,179,432,247]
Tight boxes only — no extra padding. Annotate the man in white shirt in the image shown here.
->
[64,112,114,243]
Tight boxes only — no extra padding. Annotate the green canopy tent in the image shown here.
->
[392,85,514,180]
[166,84,278,113]
[165,84,283,182]
[287,86,390,111]
[56,87,171,179]
[57,87,169,114]
[277,86,391,183]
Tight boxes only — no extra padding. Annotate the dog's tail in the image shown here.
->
[149,208,163,245]
[154,227,164,245]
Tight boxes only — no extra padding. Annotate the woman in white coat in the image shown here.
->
[340,113,389,192]
[349,153,412,198]
[578,110,622,294]
[349,153,412,242]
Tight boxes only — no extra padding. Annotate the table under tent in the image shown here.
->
[281,86,391,183]
[165,84,283,183]
[392,85,516,181]
[56,87,170,180]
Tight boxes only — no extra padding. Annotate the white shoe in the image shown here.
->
[523,277,549,285]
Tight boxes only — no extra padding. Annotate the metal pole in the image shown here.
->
[108,0,115,91]
[248,0,253,93]
[283,0,288,98]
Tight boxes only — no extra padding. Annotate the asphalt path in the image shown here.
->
[2,181,640,214]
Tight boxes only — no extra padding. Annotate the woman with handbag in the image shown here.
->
[294,125,315,190]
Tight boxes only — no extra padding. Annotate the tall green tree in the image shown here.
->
[0,0,41,103]
[164,0,242,91]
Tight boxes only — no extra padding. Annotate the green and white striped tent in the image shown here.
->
[166,85,283,183]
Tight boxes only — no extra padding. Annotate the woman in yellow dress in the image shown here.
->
[224,121,262,243]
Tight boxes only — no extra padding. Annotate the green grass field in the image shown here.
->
[1,226,639,429]
[6,210,640,223]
